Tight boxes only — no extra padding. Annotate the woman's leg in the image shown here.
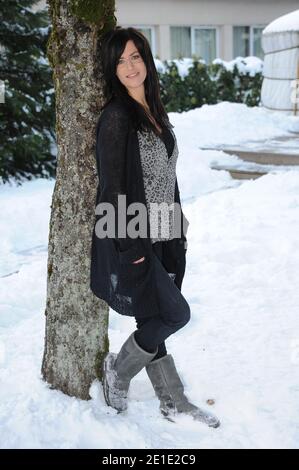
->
[135,316,167,360]
[102,245,189,414]
[134,241,166,358]
[134,244,190,357]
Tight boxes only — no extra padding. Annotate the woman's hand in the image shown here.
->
[132,256,145,264]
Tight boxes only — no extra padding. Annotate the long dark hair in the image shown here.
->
[99,26,173,134]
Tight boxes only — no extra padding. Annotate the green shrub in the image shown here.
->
[157,57,263,112]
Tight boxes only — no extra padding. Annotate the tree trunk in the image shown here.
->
[41,0,116,400]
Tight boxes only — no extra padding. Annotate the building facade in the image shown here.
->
[37,0,299,62]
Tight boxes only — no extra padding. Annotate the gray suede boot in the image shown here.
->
[102,332,158,413]
[145,354,220,428]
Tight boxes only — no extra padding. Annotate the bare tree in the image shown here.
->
[41,0,116,399]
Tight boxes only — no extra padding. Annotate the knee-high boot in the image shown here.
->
[146,354,220,428]
[102,331,158,412]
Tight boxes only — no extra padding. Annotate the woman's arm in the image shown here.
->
[95,103,145,264]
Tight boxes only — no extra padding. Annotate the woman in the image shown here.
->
[90,27,220,428]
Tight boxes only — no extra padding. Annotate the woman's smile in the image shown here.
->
[127,72,139,78]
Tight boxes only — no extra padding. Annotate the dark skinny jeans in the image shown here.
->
[134,240,191,362]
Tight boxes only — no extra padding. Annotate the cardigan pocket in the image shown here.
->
[117,238,145,265]
[116,239,152,293]
[118,254,151,294]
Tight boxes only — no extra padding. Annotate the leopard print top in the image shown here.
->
[137,126,179,244]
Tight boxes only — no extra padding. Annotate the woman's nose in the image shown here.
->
[126,60,134,70]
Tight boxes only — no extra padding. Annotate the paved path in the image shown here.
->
[202,133,299,179]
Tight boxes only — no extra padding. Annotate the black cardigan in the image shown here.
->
[90,97,189,318]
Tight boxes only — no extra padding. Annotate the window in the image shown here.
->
[170,26,217,62]
[170,26,191,59]
[233,26,265,59]
[193,28,217,63]
[253,27,264,59]
[233,26,250,57]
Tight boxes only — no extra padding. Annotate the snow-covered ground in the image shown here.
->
[1,102,299,449]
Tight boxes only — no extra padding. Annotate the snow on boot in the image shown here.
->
[102,331,158,413]
[146,354,220,428]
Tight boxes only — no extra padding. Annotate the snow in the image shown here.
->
[172,101,299,158]
[213,56,263,76]
[155,57,197,78]
[1,102,299,449]
[154,56,263,79]
[263,9,299,34]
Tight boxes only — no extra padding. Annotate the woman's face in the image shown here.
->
[116,40,147,93]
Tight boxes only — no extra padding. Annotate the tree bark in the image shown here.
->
[41,0,116,400]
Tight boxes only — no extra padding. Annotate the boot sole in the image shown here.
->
[161,409,220,428]
[102,352,127,412]
[102,352,112,408]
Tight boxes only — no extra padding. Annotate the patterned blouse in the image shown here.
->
[137,124,179,244]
